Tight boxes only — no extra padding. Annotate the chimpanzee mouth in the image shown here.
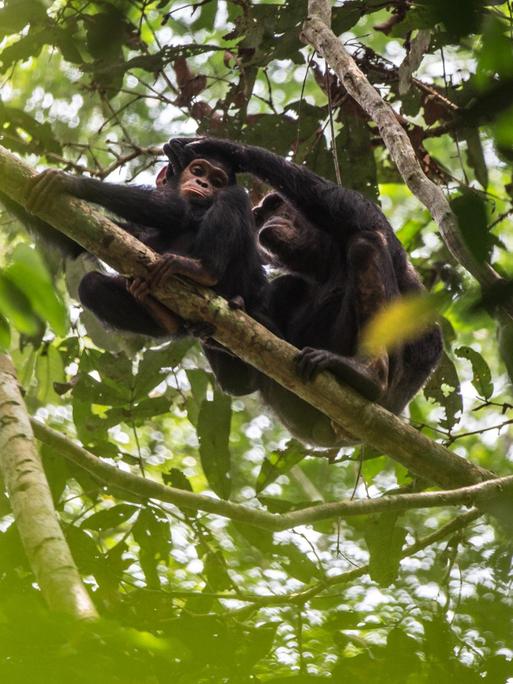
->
[183,185,209,199]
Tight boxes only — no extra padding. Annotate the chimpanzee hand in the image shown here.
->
[296,347,385,402]
[183,138,246,173]
[163,139,197,174]
[26,169,81,214]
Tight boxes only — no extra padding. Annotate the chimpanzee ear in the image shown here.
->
[252,192,284,226]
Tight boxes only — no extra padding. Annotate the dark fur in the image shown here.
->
[187,138,442,446]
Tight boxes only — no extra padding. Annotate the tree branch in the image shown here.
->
[0,356,98,619]
[302,1,513,321]
[31,420,513,531]
[275,508,482,606]
[0,145,510,526]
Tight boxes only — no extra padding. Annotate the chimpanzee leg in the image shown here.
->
[78,272,172,337]
[203,345,260,396]
[296,230,399,401]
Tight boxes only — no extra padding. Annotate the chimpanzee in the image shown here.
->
[1,142,268,396]
[182,137,443,446]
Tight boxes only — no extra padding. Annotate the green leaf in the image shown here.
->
[162,468,198,518]
[163,467,194,492]
[361,455,387,482]
[185,368,209,426]
[498,317,513,386]
[337,101,379,202]
[424,352,463,430]
[276,542,321,583]
[0,313,11,351]
[256,439,307,493]
[0,102,61,155]
[125,395,174,423]
[132,508,170,589]
[203,550,231,591]
[35,344,65,404]
[0,273,41,336]
[133,339,191,401]
[463,128,488,189]
[82,504,139,531]
[73,373,131,407]
[455,346,493,399]
[364,512,407,587]
[415,0,483,39]
[5,244,67,336]
[451,191,493,263]
[360,292,444,356]
[0,0,47,35]
[197,390,232,499]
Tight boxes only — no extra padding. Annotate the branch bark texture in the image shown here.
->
[0,145,507,522]
[0,356,98,619]
[302,1,512,320]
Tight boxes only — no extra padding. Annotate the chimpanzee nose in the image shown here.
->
[197,179,208,188]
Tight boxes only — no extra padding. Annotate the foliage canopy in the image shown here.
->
[1,0,513,681]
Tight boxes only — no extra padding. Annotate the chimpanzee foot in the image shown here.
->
[148,254,179,289]
[296,348,387,402]
[148,254,217,288]
[127,277,151,304]
[26,169,74,214]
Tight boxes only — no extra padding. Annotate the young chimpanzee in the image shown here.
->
[1,142,268,396]
[182,137,442,446]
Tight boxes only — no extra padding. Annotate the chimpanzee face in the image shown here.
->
[179,159,229,200]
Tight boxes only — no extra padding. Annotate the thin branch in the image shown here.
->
[0,356,98,619]
[31,420,513,531]
[31,419,282,531]
[275,508,482,606]
[398,29,432,95]
[146,509,482,606]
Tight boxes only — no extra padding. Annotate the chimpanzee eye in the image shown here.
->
[191,165,204,176]
[212,176,226,188]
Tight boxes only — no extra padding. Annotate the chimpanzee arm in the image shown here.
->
[26,170,190,230]
[147,185,255,292]
[192,184,254,281]
[183,138,384,233]
[0,190,85,257]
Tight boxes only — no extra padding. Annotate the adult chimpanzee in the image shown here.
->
[182,137,442,446]
[1,142,268,396]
